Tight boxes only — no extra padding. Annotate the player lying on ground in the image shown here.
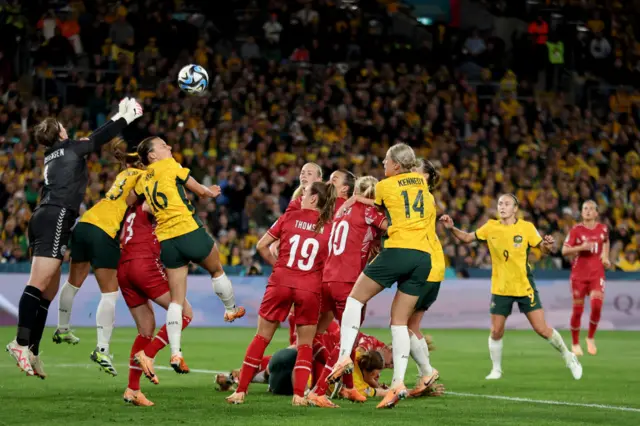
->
[441,194,582,381]
[118,199,194,406]
[217,332,445,399]
[562,200,610,356]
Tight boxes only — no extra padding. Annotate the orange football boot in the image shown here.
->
[376,384,408,409]
[408,369,440,398]
[339,387,366,403]
[170,354,190,374]
[226,391,246,404]
[326,357,354,385]
[291,395,309,406]
[224,306,246,323]
[123,388,154,407]
[307,392,339,408]
[134,351,159,384]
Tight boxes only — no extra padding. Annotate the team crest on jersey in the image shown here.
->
[513,235,523,248]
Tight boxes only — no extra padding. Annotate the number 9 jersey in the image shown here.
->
[135,158,202,242]
[375,171,433,253]
[267,209,332,294]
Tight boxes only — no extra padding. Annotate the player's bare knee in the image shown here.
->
[490,329,504,340]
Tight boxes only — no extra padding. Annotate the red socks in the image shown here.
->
[588,297,603,339]
[144,315,191,359]
[128,334,152,391]
[293,344,313,397]
[237,335,270,393]
[570,301,584,345]
[312,334,328,363]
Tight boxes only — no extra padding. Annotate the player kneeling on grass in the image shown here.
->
[118,200,193,406]
[441,194,582,381]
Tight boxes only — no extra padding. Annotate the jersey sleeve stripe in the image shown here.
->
[266,231,278,240]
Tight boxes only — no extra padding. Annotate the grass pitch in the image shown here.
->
[1,327,639,425]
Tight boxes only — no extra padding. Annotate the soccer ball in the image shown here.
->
[177,64,209,94]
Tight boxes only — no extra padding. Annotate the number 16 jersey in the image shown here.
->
[375,172,433,253]
[80,167,143,238]
[135,158,201,242]
[267,209,332,294]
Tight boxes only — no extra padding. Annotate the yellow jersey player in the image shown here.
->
[134,136,245,376]
[53,139,143,376]
[326,143,437,409]
[440,194,583,381]
[407,159,443,398]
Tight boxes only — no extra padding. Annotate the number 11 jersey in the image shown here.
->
[135,158,202,242]
[267,209,332,294]
[375,172,433,253]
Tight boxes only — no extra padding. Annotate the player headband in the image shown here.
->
[505,193,519,206]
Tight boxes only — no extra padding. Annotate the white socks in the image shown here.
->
[58,281,80,331]
[96,291,117,353]
[338,297,364,358]
[167,303,184,356]
[391,325,410,387]
[212,273,237,313]
[488,336,503,372]
[409,333,433,376]
[547,328,570,355]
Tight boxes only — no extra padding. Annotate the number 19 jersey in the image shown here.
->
[375,172,433,253]
[267,209,332,294]
[323,202,386,284]
[80,167,143,238]
[135,158,201,242]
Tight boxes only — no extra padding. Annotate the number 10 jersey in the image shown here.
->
[135,158,202,242]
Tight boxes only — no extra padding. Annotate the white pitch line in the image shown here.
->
[447,392,640,413]
[3,363,640,413]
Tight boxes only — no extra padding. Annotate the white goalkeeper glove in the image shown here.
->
[121,98,143,124]
[110,97,130,122]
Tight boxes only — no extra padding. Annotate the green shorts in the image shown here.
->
[490,291,543,317]
[268,348,297,395]
[160,227,215,269]
[70,222,120,269]
[363,248,432,296]
[415,281,441,312]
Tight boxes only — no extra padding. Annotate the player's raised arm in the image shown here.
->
[440,215,476,243]
[72,98,143,157]
[184,176,221,198]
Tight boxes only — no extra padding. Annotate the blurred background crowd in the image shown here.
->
[0,0,639,276]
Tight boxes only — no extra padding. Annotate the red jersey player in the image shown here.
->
[227,182,337,406]
[562,200,610,356]
[117,200,194,406]
[307,176,387,408]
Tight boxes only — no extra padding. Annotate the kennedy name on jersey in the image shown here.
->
[44,148,65,164]
[397,177,425,187]
[295,220,323,233]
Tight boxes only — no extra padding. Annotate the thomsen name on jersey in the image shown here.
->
[294,220,324,233]
[44,149,65,164]
[397,177,425,187]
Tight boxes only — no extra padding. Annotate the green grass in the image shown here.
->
[1,327,639,425]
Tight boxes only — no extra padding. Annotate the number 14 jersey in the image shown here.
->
[267,209,332,294]
[323,202,386,284]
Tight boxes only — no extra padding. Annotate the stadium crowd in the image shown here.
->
[0,0,638,274]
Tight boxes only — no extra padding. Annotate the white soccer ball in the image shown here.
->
[177,64,209,94]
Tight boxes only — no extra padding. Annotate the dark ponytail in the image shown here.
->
[309,181,337,232]
[109,138,142,170]
[414,158,441,190]
[339,169,356,197]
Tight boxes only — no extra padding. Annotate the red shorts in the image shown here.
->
[259,284,320,326]
[571,277,605,299]
[324,281,365,324]
[117,258,169,308]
